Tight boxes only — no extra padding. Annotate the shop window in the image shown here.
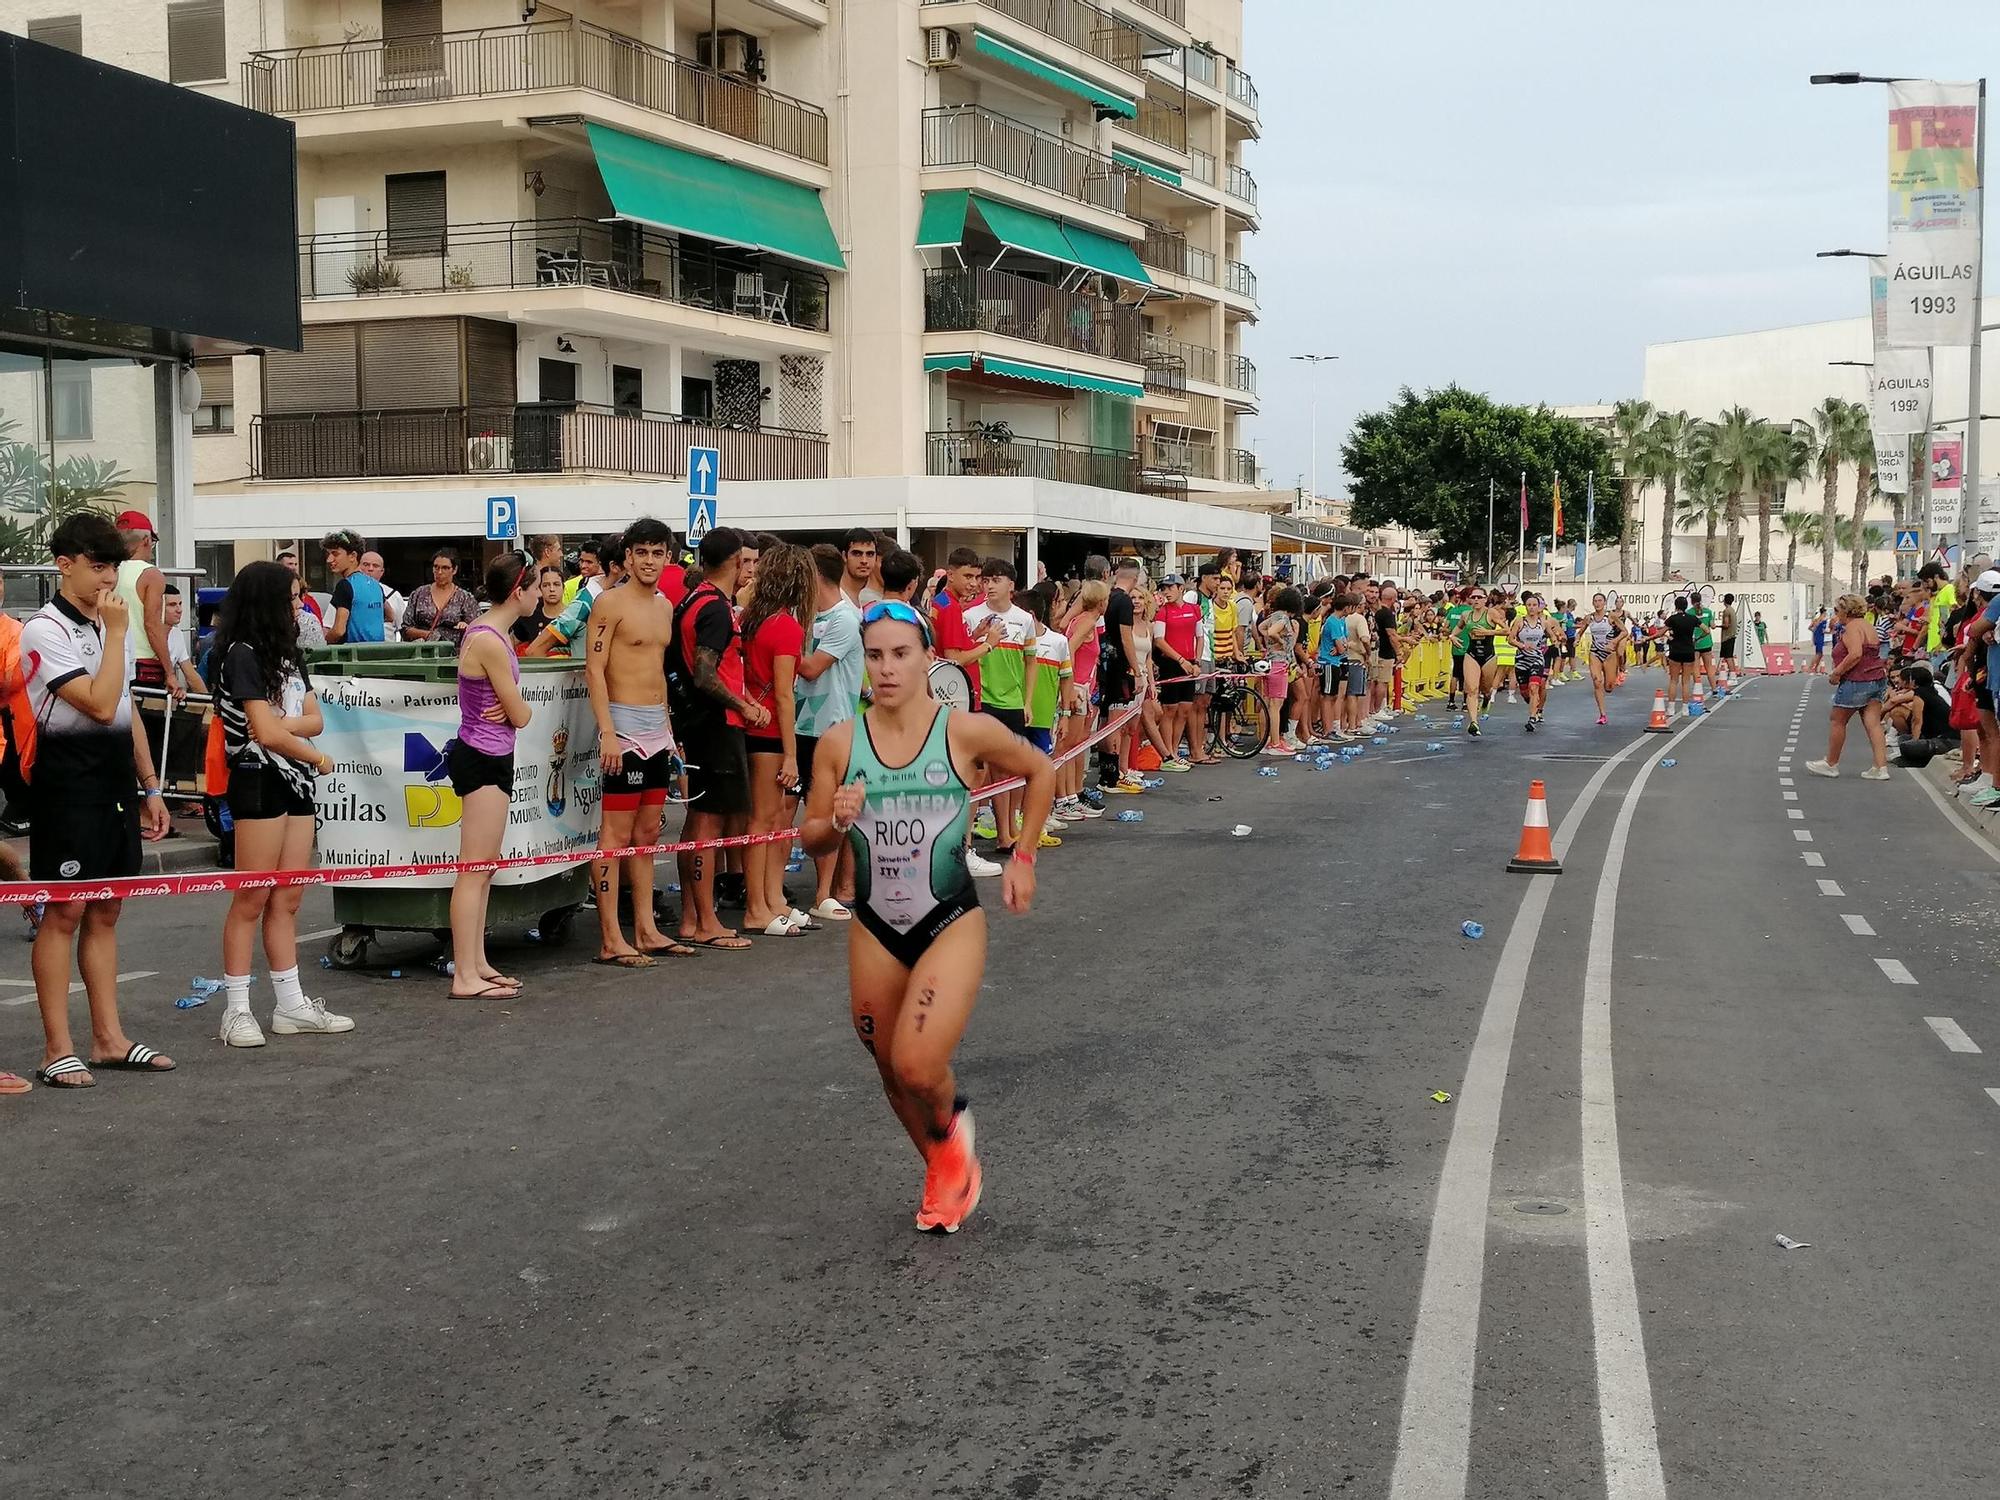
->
[166,0,225,84]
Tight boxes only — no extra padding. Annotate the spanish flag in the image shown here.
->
[1551,474,1563,540]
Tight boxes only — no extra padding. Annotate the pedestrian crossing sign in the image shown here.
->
[687,497,716,544]
[1895,528,1921,552]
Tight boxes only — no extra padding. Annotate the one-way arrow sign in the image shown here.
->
[688,446,720,500]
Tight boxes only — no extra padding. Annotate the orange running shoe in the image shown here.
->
[914,1104,981,1233]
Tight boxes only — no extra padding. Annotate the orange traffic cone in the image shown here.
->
[1506,780,1563,874]
[1645,689,1673,734]
[1687,680,1706,717]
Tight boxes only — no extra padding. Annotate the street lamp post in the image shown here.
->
[1812,72,1988,554]
[1289,353,1338,504]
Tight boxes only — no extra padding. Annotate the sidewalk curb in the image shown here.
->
[3,821,223,880]
[1919,756,2000,857]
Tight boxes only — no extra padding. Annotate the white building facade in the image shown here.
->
[1,0,1271,580]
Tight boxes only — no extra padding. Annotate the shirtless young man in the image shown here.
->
[585,518,692,966]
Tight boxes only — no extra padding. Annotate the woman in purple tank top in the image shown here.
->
[447,552,538,999]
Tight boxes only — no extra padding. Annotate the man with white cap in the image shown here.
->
[1954,568,2000,805]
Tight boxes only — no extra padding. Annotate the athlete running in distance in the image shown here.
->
[799,600,1056,1234]
[1582,592,1628,725]
[1508,595,1553,731]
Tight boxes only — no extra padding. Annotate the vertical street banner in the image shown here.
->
[1876,435,1910,495]
[1929,433,1964,536]
[1884,81,1982,348]
[1870,347,1933,434]
[1869,255,1890,346]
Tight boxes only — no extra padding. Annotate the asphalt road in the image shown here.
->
[5,667,1998,1498]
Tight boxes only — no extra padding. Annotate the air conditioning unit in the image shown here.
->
[467,434,512,473]
[924,28,959,67]
[697,28,765,81]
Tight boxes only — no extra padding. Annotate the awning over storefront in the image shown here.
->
[915,192,1152,288]
[587,123,845,271]
[971,29,1137,119]
[1111,149,1182,188]
[925,352,1144,399]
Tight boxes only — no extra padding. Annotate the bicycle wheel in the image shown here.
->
[1222,691,1270,758]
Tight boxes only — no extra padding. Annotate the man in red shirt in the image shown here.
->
[929,546,993,707]
[1154,576,1203,768]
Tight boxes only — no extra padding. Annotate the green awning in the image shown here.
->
[917,190,971,249]
[970,195,1077,265]
[971,29,1137,119]
[923,354,974,373]
[1060,222,1152,286]
[1112,149,1182,188]
[586,122,845,271]
[981,356,1145,399]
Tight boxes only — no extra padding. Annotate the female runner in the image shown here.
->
[1508,595,1553,732]
[1456,587,1505,735]
[800,600,1055,1234]
[1582,592,1627,725]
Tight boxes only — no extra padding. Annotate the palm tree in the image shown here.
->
[1810,397,1867,595]
[1608,399,1655,583]
[1850,446,1880,592]
[1780,510,1821,579]
[1652,410,1694,580]
[1756,420,1815,583]
[1708,405,1767,581]
[1675,431,1729,577]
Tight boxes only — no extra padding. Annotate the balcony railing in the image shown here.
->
[927,429,1141,491]
[1129,0,1185,24]
[253,405,828,483]
[1140,223,1215,283]
[922,105,1133,216]
[1130,96,1187,154]
[1142,355,1185,398]
[1225,164,1258,208]
[1187,146,1217,185]
[1226,64,1259,112]
[1224,258,1257,300]
[922,0,1143,76]
[1140,431,1216,480]
[299,219,832,331]
[1224,353,1257,394]
[1226,448,1259,486]
[924,267,1141,362]
[241,18,829,164]
[1143,332,1215,384]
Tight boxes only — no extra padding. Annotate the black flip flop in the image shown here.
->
[449,983,520,1000]
[35,1054,93,1089]
[87,1043,174,1073]
[592,953,656,969]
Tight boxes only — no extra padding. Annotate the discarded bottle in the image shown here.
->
[434,957,454,976]
[1141,777,1165,789]
[1660,758,1677,768]
[1371,736,1388,745]
[174,976,223,1011]
[389,969,404,979]
[1114,810,1144,823]
[318,955,334,970]
[525,927,543,943]
[1461,921,1485,939]
[1314,758,1335,771]
[1426,742,1445,752]
[1257,766,1280,777]
[785,860,804,873]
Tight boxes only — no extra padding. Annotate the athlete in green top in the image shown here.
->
[1692,602,1718,695]
[801,598,1055,1237]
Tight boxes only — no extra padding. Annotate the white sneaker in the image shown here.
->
[1951,774,1990,799]
[271,997,355,1035]
[1805,760,1839,779]
[220,1009,267,1048]
[966,849,1004,878]
[1860,766,1891,782]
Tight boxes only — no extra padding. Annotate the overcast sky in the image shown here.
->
[1244,0,1998,497]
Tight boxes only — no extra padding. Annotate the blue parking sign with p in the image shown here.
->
[486,495,518,541]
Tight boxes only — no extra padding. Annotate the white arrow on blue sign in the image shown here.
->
[688,446,720,500]
[1895,528,1921,552]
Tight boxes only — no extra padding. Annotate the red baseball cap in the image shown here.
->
[114,509,156,535]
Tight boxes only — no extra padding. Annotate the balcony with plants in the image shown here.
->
[241,17,829,166]
[299,219,831,336]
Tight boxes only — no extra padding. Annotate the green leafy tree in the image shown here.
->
[1810,397,1869,593]
[1341,385,1619,575]
[1608,399,1656,583]
[1780,506,1822,579]
[0,413,130,563]
[1675,424,1730,578]
[1651,410,1695,580]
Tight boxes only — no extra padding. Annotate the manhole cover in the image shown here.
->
[1513,1200,1570,1216]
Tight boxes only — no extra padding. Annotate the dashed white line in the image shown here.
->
[1793,830,1814,842]
[1803,852,1826,867]
[1840,914,1876,936]
[1875,958,1918,985]
[1779,777,1795,787]
[0,969,156,1006]
[1782,790,1798,801]
[1816,879,1844,896]
[1985,1088,2000,1109]
[1787,809,1806,820]
[1925,1017,1981,1053]
[299,926,344,942]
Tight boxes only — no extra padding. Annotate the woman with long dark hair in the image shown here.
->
[212,560,351,1048]
[739,542,818,936]
[446,551,538,999]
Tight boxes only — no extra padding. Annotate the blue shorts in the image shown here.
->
[1833,678,1886,710]
[1026,726,1054,752]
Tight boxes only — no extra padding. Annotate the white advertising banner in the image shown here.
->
[1870,347,1933,435]
[314,668,603,888]
[1929,433,1965,536]
[1884,81,1983,348]
[1875,435,1910,495]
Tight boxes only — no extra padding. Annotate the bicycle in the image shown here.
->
[1205,662,1272,759]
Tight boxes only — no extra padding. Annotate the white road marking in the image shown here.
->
[1925,1017,1981,1053]
[1782,791,1798,801]
[1787,809,1805,820]
[0,969,156,1005]
[1803,852,1826,866]
[1779,777,1794,786]
[299,926,344,942]
[1875,958,1918,985]
[1904,767,2000,866]
[1816,879,1844,896]
[1794,830,1814,842]
[1985,1088,2000,1109]
[1390,731,1662,1498]
[1577,736,1674,1499]
[1840,914,1876,936]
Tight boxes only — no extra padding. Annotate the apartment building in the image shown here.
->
[1,0,1271,576]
